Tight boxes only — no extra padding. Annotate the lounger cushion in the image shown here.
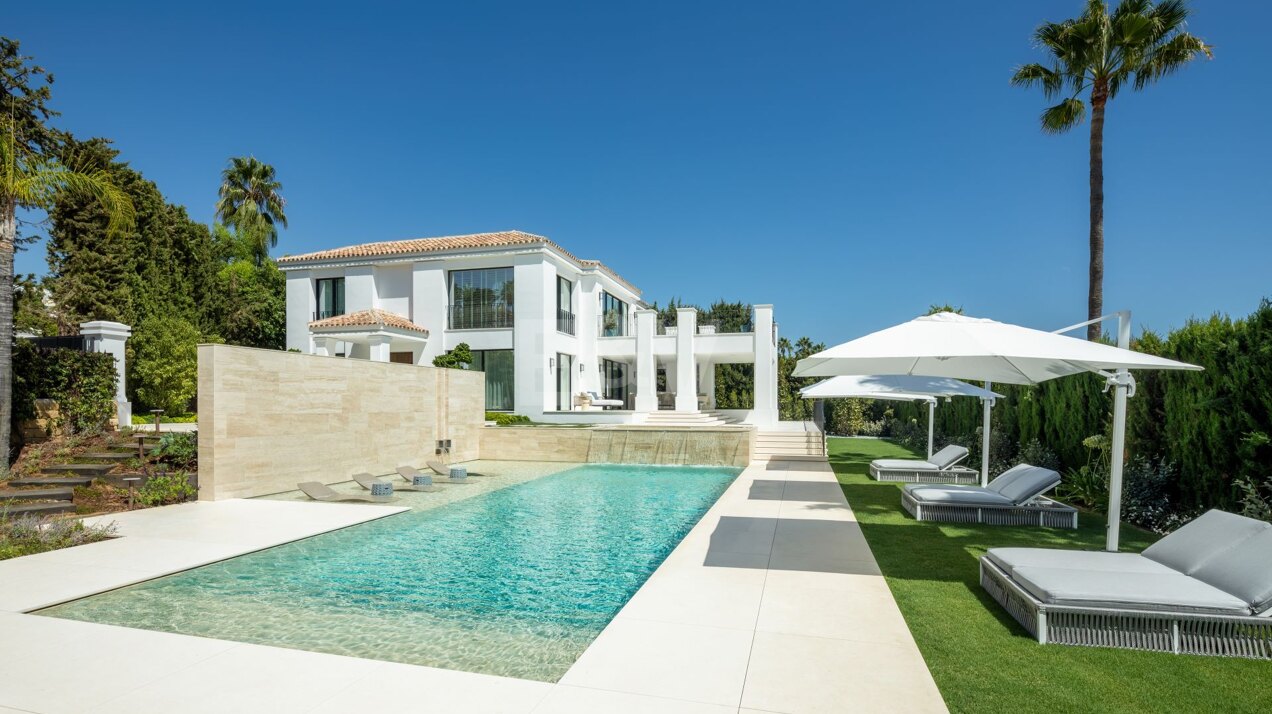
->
[990,465,1060,505]
[1011,566,1252,615]
[904,484,1012,506]
[1143,510,1271,575]
[984,464,1034,492]
[930,445,969,469]
[874,458,940,472]
[985,548,1176,577]
[1189,527,1272,614]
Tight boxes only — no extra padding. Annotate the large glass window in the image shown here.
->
[599,291,628,337]
[449,268,514,329]
[557,276,575,335]
[602,359,628,405]
[315,278,345,319]
[471,349,515,411]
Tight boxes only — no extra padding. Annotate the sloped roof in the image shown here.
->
[308,309,430,336]
[278,230,638,295]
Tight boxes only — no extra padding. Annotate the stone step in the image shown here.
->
[10,476,94,488]
[41,463,115,476]
[0,487,75,502]
[77,452,137,462]
[0,501,76,516]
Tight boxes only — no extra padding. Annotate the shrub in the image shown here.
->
[132,413,198,424]
[433,343,473,369]
[486,412,531,426]
[137,470,197,507]
[149,432,198,470]
[131,314,205,415]
[1123,456,1190,534]
[0,513,117,561]
[12,340,117,436]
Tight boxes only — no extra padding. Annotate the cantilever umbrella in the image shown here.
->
[793,312,1202,551]
[800,375,1002,459]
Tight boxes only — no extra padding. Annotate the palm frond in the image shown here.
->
[1041,97,1087,133]
[1011,63,1065,99]
[1134,32,1211,89]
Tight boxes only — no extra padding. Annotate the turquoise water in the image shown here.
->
[40,463,738,681]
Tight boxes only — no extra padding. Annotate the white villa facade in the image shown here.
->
[280,230,778,425]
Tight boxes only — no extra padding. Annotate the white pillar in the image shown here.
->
[702,359,716,409]
[980,387,994,487]
[1107,310,1133,553]
[284,270,315,353]
[79,321,131,427]
[675,308,697,411]
[634,309,657,413]
[927,399,935,460]
[313,336,331,357]
[367,335,391,362]
[752,305,778,427]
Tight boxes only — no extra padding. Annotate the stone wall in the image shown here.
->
[479,426,594,463]
[480,426,753,467]
[198,344,485,500]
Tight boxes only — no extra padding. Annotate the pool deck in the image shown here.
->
[0,459,946,713]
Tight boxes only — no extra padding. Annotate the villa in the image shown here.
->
[279,230,780,425]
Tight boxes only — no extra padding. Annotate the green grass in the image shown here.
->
[828,437,1272,714]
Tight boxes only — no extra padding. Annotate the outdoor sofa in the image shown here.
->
[981,509,1272,659]
[870,444,978,484]
[901,463,1077,528]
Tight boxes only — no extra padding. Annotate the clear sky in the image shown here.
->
[9,1,1269,345]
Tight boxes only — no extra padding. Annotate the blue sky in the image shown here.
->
[9,1,1270,345]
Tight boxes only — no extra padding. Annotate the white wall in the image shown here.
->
[374,265,412,318]
[285,270,314,352]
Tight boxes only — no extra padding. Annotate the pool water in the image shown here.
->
[40,463,739,682]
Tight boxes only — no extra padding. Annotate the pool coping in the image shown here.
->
[0,460,947,713]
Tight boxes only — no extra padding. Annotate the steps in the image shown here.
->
[40,463,115,477]
[9,476,94,488]
[0,486,76,516]
[642,411,732,427]
[754,430,826,460]
[0,501,75,516]
[78,452,137,462]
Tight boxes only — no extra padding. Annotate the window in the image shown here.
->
[557,276,575,335]
[556,353,573,411]
[602,359,628,405]
[448,268,514,329]
[599,291,628,337]
[315,278,345,319]
[470,349,514,411]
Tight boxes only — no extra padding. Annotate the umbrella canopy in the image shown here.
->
[792,312,1200,383]
[800,374,1002,401]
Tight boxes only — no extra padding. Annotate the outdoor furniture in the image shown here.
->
[402,464,472,485]
[901,463,1077,528]
[425,460,490,478]
[297,481,393,503]
[981,510,1272,658]
[353,472,436,493]
[870,444,978,484]
[585,390,624,409]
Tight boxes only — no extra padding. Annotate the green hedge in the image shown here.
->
[878,299,1272,523]
[13,341,118,435]
[486,412,531,426]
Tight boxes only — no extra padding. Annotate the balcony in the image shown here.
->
[598,312,633,338]
[448,304,514,330]
[557,309,576,335]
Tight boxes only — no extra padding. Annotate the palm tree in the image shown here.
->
[214,156,287,264]
[1012,0,1210,340]
[1,119,134,465]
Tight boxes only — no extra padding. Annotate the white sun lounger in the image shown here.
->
[353,472,437,493]
[585,390,624,409]
[401,464,472,485]
[981,509,1272,658]
[901,464,1076,528]
[297,481,393,503]
[426,460,490,478]
[870,444,978,483]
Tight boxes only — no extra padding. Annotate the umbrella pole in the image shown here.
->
[927,400,935,459]
[981,386,993,487]
[1107,311,1133,552]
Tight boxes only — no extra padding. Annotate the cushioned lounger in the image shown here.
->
[981,510,1272,658]
[870,444,978,483]
[901,464,1077,528]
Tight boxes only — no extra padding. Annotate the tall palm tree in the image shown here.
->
[0,119,134,464]
[1012,0,1210,340]
[214,156,287,263]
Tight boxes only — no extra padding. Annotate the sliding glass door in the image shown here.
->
[471,349,515,411]
[556,353,573,411]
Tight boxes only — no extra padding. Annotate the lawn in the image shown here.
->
[828,437,1272,714]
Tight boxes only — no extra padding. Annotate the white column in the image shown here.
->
[367,335,391,362]
[634,309,656,413]
[752,305,778,427]
[674,308,697,411]
[312,337,331,357]
[927,399,935,459]
[702,359,716,409]
[980,388,994,487]
[1107,310,1133,553]
[284,270,314,353]
[79,321,131,427]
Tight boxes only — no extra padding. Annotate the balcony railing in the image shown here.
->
[599,313,632,337]
[557,309,576,335]
[449,304,514,330]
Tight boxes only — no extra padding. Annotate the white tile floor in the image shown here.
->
[0,458,947,713]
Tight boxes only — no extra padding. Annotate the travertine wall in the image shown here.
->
[480,426,753,467]
[479,426,594,462]
[198,344,485,500]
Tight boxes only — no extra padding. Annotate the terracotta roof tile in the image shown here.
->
[308,309,429,336]
[278,230,638,295]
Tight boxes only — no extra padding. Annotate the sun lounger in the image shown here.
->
[981,509,1272,658]
[353,472,437,493]
[901,463,1076,528]
[870,444,978,483]
[297,481,393,503]
[585,390,624,409]
[400,464,472,485]
[425,460,490,478]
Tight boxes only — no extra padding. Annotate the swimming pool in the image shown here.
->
[39,463,739,682]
